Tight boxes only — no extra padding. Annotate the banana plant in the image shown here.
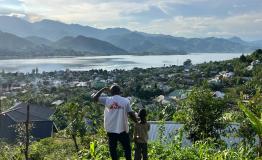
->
[238,102,262,156]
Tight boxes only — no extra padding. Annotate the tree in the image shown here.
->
[252,49,262,60]
[183,87,226,142]
[63,102,87,152]
[183,59,192,67]
[240,54,247,62]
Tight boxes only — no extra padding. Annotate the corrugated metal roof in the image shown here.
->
[148,121,259,147]
[2,103,54,122]
[148,121,191,146]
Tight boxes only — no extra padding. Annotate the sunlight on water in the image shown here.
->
[0,53,248,73]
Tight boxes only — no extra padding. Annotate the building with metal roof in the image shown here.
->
[148,121,259,147]
[0,103,57,143]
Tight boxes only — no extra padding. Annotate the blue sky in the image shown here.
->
[0,0,262,40]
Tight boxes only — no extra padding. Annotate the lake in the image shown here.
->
[0,53,247,73]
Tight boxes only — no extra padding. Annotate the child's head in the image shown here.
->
[138,108,147,120]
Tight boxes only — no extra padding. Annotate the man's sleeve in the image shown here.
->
[98,97,107,105]
[126,101,132,113]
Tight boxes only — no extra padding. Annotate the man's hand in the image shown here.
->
[93,87,110,102]
[103,87,110,93]
[128,111,138,123]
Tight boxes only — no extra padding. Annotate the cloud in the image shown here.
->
[18,0,150,24]
[132,12,262,40]
[7,12,26,18]
[17,0,209,24]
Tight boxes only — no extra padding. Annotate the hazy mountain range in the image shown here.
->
[0,16,261,57]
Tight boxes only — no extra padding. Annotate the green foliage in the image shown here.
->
[90,141,96,158]
[238,103,262,137]
[183,87,226,142]
[13,134,258,160]
[238,97,262,156]
[239,54,247,62]
[62,102,87,151]
[29,137,75,160]
[0,141,23,160]
[147,138,257,160]
[183,59,192,66]
[173,109,188,123]
[63,102,86,135]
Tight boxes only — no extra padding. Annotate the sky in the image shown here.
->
[0,0,262,40]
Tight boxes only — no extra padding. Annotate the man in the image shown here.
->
[93,85,137,160]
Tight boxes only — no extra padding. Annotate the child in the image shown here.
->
[134,109,150,160]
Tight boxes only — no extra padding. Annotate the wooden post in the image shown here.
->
[25,103,30,160]
[0,98,2,113]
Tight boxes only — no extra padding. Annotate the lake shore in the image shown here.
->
[0,53,248,73]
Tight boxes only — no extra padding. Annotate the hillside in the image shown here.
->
[0,30,35,51]
[25,36,52,46]
[0,31,127,57]
[53,35,127,54]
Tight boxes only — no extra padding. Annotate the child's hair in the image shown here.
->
[138,108,147,120]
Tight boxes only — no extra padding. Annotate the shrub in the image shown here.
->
[183,87,226,142]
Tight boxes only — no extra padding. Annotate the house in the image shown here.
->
[246,65,253,71]
[208,78,221,84]
[154,95,170,104]
[158,83,172,93]
[91,81,106,89]
[247,60,260,71]
[51,100,64,106]
[168,89,188,100]
[219,71,234,78]
[213,91,225,98]
[251,60,260,66]
[0,103,57,143]
[76,82,88,87]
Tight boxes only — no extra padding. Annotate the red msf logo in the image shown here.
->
[109,102,123,110]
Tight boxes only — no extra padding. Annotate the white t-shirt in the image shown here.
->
[99,95,132,134]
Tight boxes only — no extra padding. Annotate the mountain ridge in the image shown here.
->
[0,16,260,55]
[0,30,129,57]
[53,35,127,54]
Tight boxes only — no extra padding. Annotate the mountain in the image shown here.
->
[53,35,127,54]
[25,36,52,46]
[228,36,262,49]
[0,16,259,53]
[0,31,81,57]
[0,16,32,37]
[228,36,247,45]
[0,16,101,41]
[0,30,35,52]
[107,32,254,53]
[250,40,262,48]
[104,32,187,54]
[0,31,127,57]
[184,37,253,53]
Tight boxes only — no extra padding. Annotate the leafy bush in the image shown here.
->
[183,87,226,142]
[29,137,75,160]
[0,141,23,160]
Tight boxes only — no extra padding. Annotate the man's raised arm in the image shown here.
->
[92,87,109,102]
